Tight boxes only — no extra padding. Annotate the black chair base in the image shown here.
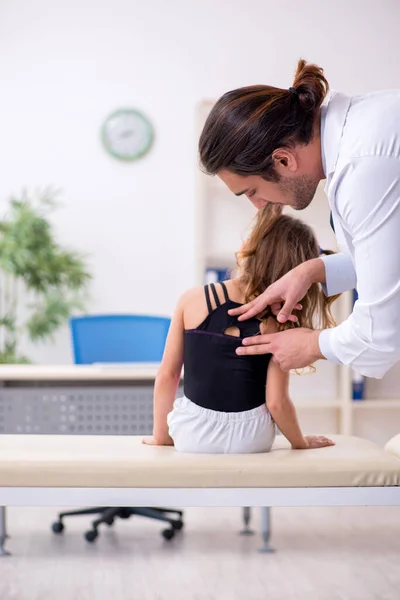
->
[52,506,184,543]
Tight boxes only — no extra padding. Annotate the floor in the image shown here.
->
[1,506,399,600]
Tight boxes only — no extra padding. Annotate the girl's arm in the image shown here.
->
[143,295,185,446]
[264,320,334,450]
[266,360,307,449]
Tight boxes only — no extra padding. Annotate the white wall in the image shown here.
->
[0,0,400,363]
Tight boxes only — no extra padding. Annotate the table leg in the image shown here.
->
[0,506,10,556]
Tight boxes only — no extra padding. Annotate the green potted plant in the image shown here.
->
[0,189,91,363]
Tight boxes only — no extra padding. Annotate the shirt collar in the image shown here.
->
[321,91,352,177]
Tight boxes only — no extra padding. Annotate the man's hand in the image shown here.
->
[142,435,174,447]
[236,328,324,371]
[229,258,325,323]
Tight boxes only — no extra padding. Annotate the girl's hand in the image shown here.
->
[301,435,335,449]
[142,435,174,447]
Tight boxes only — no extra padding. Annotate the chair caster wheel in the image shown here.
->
[84,530,98,543]
[52,521,64,534]
[105,518,115,526]
[162,528,175,541]
[172,520,184,531]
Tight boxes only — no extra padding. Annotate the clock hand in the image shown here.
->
[120,130,135,139]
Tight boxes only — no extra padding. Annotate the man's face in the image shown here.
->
[218,171,319,211]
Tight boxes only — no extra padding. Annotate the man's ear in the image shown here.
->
[272,148,298,174]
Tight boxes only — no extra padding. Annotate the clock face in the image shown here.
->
[101,108,154,161]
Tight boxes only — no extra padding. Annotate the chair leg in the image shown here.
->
[58,507,109,519]
[84,508,121,542]
[129,507,184,541]
[132,507,181,525]
[0,506,10,557]
[66,506,185,544]
[148,507,184,518]
[52,507,110,535]
[92,507,120,530]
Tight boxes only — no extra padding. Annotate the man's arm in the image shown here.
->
[319,156,400,378]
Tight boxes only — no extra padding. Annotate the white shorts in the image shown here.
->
[167,396,276,454]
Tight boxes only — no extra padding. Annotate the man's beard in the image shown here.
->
[280,174,320,211]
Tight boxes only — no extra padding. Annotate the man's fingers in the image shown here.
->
[237,335,274,356]
[270,302,282,316]
[277,297,299,323]
[228,300,256,317]
[236,300,268,322]
[230,297,303,323]
[286,314,299,323]
[242,334,273,347]
[229,295,275,322]
[236,344,272,356]
[272,302,303,323]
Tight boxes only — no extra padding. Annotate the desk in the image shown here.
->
[0,364,162,382]
[0,363,182,555]
[0,364,169,436]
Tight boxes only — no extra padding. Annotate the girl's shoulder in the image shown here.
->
[176,286,207,317]
[178,286,205,306]
[179,286,209,331]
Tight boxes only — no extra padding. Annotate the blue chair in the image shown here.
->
[70,315,171,364]
[52,314,184,544]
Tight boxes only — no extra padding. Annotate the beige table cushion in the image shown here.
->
[0,434,399,489]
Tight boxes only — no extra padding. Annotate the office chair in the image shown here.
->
[51,314,184,543]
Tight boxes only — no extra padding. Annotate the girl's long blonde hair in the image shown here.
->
[236,204,339,331]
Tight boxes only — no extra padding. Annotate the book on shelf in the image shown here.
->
[205,267,231,284]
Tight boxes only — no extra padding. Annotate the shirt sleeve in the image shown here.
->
[320,252,357,296]
[318,155,400,378]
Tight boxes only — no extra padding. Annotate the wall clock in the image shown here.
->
[101,108,154,161]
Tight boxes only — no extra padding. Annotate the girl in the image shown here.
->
[143,205,337,453]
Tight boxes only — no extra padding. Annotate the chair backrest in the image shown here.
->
[70,315,171,364]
